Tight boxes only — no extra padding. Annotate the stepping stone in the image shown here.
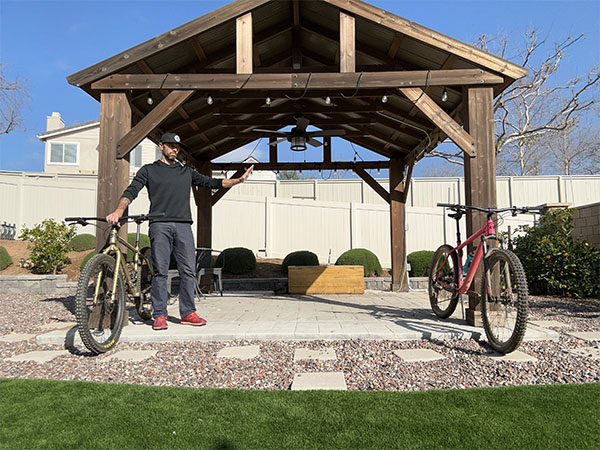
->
[294,348,337,361]
[40,322,77,331]
[567,346,600,360]
[394,349,446,362]
[565,331,600,342]
[291,372,347,391]
[487,350,537,362]
[217,345,260,359]
[104,350,157,362]
[530,320,568,328]
[5,350,69,362]
[0,333,36,343]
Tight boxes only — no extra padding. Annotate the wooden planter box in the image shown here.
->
[288,265,364,294]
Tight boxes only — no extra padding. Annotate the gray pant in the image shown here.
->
[149,222,196,319]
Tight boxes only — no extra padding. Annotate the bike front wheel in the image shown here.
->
[75,254,126,354]
[481,249,529,354]
[428,244,459,318]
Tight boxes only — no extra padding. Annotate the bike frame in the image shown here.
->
[435,215,497,295]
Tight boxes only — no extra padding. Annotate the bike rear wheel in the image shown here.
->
[428,244,459,318]
[135,247,153,321]
[75,254,126,354]
[481,249,529,354]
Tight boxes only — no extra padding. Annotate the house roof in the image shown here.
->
[37,120,100,141]
[67,0,527,164]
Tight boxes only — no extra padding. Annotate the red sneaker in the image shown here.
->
[181,312,207,326]
[152,316,168,330]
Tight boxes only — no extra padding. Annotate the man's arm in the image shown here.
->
[222,165,254,188]
[106,166,148,225]
[106,197,131,225]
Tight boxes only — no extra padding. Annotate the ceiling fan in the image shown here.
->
[253,115,346,151]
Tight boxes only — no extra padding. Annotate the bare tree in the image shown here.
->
[0,64,29,135]
[427,30,600,175]
[545,123,600,175]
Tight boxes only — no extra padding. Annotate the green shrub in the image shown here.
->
[0,246,13,270]
[68,234,96,252]
[335,248,383,276]
[19,219,76,274]
[282,250,319,272]
[80,251,96,270]
[407,250,435,277]
[215,247,256,275]
[127,233,150,261]
[513,208,600,298]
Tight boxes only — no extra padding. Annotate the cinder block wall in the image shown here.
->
[572,202,600,249]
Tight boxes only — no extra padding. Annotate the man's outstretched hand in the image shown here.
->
[240,164,254,182]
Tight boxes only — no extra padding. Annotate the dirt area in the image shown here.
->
[0,240,390,280]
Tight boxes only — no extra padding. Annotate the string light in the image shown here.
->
[381,95,388,103]
[325,96,332,105]
[207,95,214,105]
[265,94,271,105]
[441,88,448,102]
[146,92,153,105]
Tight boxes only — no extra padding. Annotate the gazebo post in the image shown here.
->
[462,86,497,326]
[96,92,131,252]
[193,160,213,248]
[390,157,409,292]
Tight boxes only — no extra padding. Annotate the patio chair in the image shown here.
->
[194,247,223,297]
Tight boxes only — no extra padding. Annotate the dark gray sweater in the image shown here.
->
[121,160,223,223]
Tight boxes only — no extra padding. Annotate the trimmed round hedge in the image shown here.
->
[127,233,150,260]
[407,250,435,277]
[335,248,382,276]
[215,247,256,275]
[69,234,96,252]
[80,251,95,270]
[0,246,13,270]
[282,250,319,272]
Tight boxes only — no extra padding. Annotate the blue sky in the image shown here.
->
[1,0,598,176]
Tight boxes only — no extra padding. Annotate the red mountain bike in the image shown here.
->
[429,203,541,353]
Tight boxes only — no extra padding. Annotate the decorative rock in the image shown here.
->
[567,347,600,359]
[294,348,337,361]
[565,331,600,342]
[217,345,260,359]
[393,348,446,362]
[530,320,568,328]
[291,372,347,391]
[487,350,537,362]
[104,350,157,362]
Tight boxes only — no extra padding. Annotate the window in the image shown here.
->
[155,146,162,160]
[49,142,78,164]
[131,145,142,168]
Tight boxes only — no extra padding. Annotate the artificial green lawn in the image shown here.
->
[1,378,598,449]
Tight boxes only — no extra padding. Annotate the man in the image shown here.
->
[106,132,253,330]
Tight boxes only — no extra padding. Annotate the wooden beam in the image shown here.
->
[97,93,131,252]
[236,13,253,74]
[387,33,404,58]
[321,0,528,80]
[213,103,381,115]
[340,12,355,73]
[354,167,390,204]
[91,70,505,90]
[323,136,331,162]
[389,157,408,291]
[399,87,476,157]
[210,161,390,171]
[193,160,213,247]
[116,90,194,159]
[400,161,414,203]
[211,168,246,206]
[189,36,207,62]
[269,136,278,163]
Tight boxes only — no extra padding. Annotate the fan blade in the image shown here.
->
[269,138,288,146]
[252,129,288,136]
[308,138,323,148]
[308,129,346,137]
[296,117,310,132]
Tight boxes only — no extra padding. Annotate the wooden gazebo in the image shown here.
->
[67,0,526,323]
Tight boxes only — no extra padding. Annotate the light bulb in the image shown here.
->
[377,168,380,174]
[146,93,153,105]
[441,88,448,102]
[381,95,388,103]
[207,95,214,105]
[265,96,271,105]
[325,96,331,105]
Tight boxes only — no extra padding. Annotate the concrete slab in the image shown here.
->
[487,350,537,362]
[565,331,600,342]
[529,320,569,328]
[0,333,36,342]
[294,348,337,361]
[567,346,600,359]
[104,350,157,362]
[394,348,446,362]
[291,372,347,391]
[5,350,69,362]
[217,344,260,359]
[39,322,77,331]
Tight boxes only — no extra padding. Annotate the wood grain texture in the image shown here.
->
[288,266,364,294]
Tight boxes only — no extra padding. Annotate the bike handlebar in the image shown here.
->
[436,203,544,216]
[65,213,165,226]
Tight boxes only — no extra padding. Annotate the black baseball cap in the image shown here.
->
[160,132,184,146]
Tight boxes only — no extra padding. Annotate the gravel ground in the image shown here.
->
[0,293,598,391]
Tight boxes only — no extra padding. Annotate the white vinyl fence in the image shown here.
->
[2,171,597,267]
